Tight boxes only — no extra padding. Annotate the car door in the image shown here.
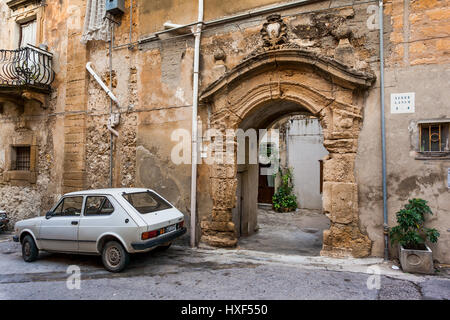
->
[78,195,117,253]
[38,196,83,252]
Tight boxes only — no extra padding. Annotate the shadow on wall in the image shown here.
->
[136,145,187,212]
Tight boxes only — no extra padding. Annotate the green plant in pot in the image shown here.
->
[272,168,298,212]
[390,198,440,274]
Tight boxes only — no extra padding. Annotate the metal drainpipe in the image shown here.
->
[379,0,389,261]
[190,0,204,248]
[109,22,114,188]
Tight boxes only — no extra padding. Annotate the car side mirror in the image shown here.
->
[45,211,54,219]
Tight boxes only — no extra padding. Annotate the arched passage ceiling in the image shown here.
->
[239,99,310,130]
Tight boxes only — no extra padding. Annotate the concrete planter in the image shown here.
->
[399,244,434,274]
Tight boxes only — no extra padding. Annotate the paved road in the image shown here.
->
[0,232,449,300]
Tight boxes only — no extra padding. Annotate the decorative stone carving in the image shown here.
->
[213,48,226,63]
[212,48,227,78]
[261,14,288,50]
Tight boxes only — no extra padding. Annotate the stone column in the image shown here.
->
[320,107,372,258]
[200,127,238,247]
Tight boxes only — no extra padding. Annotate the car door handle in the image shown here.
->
[71,221,78,225]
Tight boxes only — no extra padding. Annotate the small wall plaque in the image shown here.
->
[391,92,415,114]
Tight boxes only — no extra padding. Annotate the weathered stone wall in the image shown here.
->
[1,0,448,262]
[357,0,450,263]
[0,100,57,228]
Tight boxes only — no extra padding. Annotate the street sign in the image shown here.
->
[391,92,415,113]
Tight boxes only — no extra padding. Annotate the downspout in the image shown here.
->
[109,23,114,188]
[379,0,389,261]
[190,0,204,248]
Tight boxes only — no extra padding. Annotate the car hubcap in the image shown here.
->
[106,247,121,267]
[24,242,31,256]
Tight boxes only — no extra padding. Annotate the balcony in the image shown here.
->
[0,44,54,95]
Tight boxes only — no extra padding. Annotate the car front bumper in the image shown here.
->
[131,227,187,251]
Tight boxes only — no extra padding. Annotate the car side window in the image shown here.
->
[53,197,83,217]
[84,196,115,216]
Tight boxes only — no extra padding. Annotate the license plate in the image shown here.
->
[165,224,176,233]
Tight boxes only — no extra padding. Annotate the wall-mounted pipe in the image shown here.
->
[107,121,119,137]
[379,0,389,261]
[190,0,204,248]
[86,62,121,109]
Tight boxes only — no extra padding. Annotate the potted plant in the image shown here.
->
[272,168,298,212]
[389,198,440,274]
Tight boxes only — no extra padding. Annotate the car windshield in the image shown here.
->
[123,191,172,214]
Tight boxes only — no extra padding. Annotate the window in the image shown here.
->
[123,191,171,214]
[53,197,83,216]
[419,122,449,154]
[85,196,115,216]
[11,146,31,171]
[19,19,37,48]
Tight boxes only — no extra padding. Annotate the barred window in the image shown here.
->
[12,146,31,171]
[419,123,449,154]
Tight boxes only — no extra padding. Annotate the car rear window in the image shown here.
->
[123,191,172,214]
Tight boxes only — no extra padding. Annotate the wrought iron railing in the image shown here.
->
[0,44,54,92]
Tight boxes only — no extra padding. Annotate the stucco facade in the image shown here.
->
[0,0,449,263]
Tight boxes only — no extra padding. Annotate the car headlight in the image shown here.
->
[0,213,6,219]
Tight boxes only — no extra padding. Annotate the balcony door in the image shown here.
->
[19,19,37,48]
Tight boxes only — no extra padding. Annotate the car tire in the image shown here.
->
[102,241,129,273]
[22,235,39,262]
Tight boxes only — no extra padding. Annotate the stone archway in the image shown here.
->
[199,48,375,258]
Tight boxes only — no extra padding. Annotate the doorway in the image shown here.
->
[233,104,330,255]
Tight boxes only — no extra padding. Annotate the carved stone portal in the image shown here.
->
[199,47,376,258]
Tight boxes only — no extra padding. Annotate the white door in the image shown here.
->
[38,196,83,252]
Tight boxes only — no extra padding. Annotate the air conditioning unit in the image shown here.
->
[106,0,125,15]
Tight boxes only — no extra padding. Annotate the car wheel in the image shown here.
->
[22,235,39,262]
[102,241,129,273]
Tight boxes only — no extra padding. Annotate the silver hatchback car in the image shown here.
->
[13,188,186,272]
